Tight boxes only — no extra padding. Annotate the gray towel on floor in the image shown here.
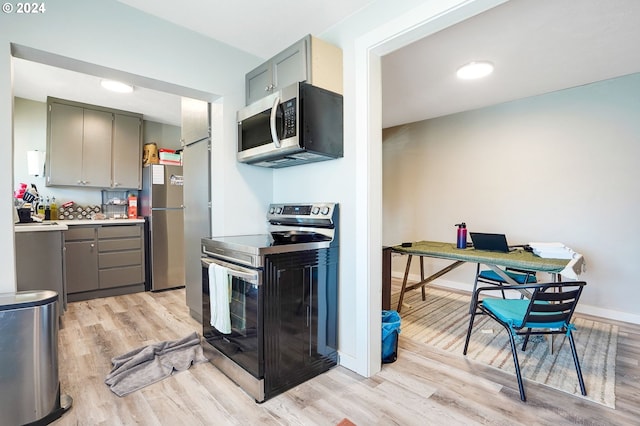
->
[105,332,208,397]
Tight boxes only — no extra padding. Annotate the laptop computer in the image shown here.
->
[469,232,515,253]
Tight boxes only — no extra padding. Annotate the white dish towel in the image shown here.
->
[208,262,231,334]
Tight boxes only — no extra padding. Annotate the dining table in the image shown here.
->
[383,241,581,313]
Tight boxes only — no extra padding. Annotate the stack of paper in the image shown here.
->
[528,242,585,279]
[528,242,574,259]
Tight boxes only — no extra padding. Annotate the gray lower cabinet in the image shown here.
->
[65,224,145,302]
[98,225,144,289]
[65,228,99,294]
[15,230,66,315]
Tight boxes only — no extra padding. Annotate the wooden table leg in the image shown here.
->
[382,247,392,311]
[396,255,413,313]
[420,257,426,301]
[400,259,465,313]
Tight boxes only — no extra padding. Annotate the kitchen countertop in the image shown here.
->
[14,222,68,232]
[57,218,145,225]
[14,218,145,233]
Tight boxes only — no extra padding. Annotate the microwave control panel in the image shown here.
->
[282,98,297,139]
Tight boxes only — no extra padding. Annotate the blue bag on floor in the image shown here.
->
[381,310,401,363]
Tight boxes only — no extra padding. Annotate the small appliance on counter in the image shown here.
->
[16,207,32,223]
[14,183,39,222]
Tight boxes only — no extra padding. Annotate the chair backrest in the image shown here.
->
[522,282,586,328]
[505,267,536,276]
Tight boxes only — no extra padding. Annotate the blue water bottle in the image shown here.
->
[455,222,467,249]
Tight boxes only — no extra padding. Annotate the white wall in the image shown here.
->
[383,73,640,323]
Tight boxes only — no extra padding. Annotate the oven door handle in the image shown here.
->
[269,95,281,148]
[202,249,255,269]
[202,257,260,284]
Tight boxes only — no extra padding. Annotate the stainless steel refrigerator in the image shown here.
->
[181,97,211,321]
[140,164,185,291]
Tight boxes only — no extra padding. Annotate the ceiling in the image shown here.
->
[381,0,640,127]
[11,0,640,128]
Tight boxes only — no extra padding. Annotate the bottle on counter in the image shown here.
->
[44,197,51,221]
[50,197,58,220]
[128,193,138,219]
[37,197,45,217]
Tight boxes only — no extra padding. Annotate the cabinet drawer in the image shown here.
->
[65,226,96,241]
[99,250,142,269]
[98,225,141,239]
[99,238,142,252]
[99,265,143,289]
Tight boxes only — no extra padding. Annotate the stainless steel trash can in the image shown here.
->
[0,290,72,425]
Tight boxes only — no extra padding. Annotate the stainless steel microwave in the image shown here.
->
[237,82,343,168]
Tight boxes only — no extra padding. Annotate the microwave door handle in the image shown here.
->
[269,95,282,148]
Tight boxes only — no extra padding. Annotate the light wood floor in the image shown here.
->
[51,283,639,426]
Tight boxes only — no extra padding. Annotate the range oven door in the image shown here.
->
[202,257,263,378]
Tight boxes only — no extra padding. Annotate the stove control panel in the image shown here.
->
[267,203,337,225]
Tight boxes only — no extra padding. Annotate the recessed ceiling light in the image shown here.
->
[101,79,134,93]
[456,61,494,80]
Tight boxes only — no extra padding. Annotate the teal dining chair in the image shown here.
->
[463,281,587,402]
[468,264,537,314]
[473,264,537,298]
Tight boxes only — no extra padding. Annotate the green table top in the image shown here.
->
[392,241,569,273]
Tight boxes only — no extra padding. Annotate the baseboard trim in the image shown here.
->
[392,272,640,325]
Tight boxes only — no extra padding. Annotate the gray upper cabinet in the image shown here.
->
[46,97,142,189]
[81,108,113,187]
[272,40,308,90]
[245,35,343,105]
[246,61,273,106]
[113,113,143,189]
[47,103,111,187]
[47,103,84,186]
